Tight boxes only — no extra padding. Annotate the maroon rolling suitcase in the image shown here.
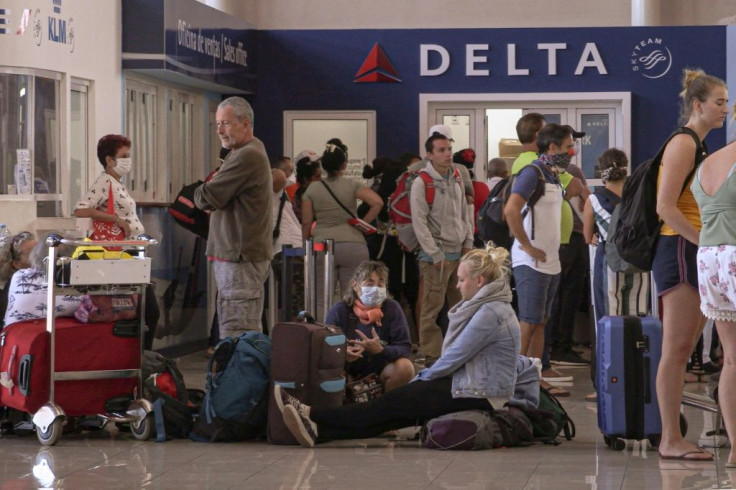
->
[0,317,140,417]
[267,321,346,444]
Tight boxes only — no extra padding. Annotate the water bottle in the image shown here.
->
[0,224,10,240]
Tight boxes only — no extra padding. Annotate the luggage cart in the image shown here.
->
[30,234,157,446]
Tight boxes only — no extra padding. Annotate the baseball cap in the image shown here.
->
[564,125,586,139]
[294,150,320,164]
[428,124,454,142]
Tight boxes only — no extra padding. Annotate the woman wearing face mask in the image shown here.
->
[274,244,526,448]
[325,261,414,392]
[73,134,144,239]
[73,134,159,349]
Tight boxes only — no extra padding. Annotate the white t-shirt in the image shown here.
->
[75,173,145,238]
[272,190,303,255]
[510,165,563,275]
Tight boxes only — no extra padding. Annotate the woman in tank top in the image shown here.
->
[653,69,728,461]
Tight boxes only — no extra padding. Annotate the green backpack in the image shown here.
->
[521,386,576,443]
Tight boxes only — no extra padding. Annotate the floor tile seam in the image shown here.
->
[240,451,306,483]
[423,454,462,489]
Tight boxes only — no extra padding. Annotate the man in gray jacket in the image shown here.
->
[411,133,473,365]
[194,97,272,337]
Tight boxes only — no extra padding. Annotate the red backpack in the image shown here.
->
[388,167,462,252]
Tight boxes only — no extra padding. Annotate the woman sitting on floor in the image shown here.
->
[274,243,523,447]
[326,260,414,393]
[4,233,79,326]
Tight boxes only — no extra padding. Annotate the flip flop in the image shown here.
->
[726,462,736,468]
[658,450,714,461]
[547,386,570,397]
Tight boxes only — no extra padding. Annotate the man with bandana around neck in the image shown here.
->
[504,124,573,387]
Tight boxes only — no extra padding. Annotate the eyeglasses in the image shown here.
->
[11,231,34,261]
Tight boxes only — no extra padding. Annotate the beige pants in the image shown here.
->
[418,260,461,360]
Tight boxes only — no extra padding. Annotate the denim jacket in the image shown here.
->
[414,276,521,401]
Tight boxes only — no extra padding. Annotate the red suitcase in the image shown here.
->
[0,317,140,417]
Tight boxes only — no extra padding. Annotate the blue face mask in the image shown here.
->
[360,286,387,307]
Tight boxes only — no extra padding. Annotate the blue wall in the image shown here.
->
[255,26,727,165]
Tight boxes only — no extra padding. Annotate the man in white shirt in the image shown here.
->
[503,124,573,373]
[271,169,304,320]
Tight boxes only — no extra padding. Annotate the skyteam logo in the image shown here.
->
[354,43,401,83]
[631,38,672,79]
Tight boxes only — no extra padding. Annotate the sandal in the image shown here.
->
[658,449,714,461]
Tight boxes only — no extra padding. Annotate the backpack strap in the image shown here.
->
[662,127,707,198]
[273,191,288,242]
[596,187,621,208]
[419,172,435,206]
[526,164,548,209]
[320,181,357,219]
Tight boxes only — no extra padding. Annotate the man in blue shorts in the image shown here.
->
[504,124,573,380]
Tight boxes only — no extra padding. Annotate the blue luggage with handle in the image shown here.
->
[597,315,665,450]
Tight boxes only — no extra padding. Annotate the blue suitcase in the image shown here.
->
[597,315,663,450]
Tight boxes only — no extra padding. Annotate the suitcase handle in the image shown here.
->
[113,320,140,338]
[642,356,651,404]
[18,355,32,396]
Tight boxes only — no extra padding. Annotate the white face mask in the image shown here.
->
[114,157,132,175]
[360,286,387,307]
[286,174,297,185]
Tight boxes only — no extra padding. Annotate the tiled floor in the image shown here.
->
[0,352,732,490]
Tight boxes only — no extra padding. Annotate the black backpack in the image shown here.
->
[168,180,210,239]
[609,127,706,272]
[477,163,546,249]
[141,351,201,439]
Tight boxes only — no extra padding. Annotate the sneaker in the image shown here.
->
[542,367,573,384]
[550,350,590,367]
[274,384,309,415]
[283,405,318,448]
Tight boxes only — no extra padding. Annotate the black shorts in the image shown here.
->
[651,235,698,296]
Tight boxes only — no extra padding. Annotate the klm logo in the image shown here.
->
[39,0,74,52]
[48,16,65,44]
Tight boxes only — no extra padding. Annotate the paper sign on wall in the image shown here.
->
[15,149,32,195]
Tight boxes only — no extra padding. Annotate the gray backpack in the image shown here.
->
[422,408,534,450]
[605,204,645,274]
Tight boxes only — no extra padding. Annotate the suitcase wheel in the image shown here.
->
[37,418,64,446]
[611,437,626,451]
[130,413,153,441]
[603,435,626,451]
[648,434,661,448]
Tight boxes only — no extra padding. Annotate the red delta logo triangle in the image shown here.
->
[354,43,401,83]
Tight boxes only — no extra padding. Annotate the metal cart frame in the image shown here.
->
[32,234,157,446]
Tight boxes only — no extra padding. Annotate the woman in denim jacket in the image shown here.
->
[272,243,524,447]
